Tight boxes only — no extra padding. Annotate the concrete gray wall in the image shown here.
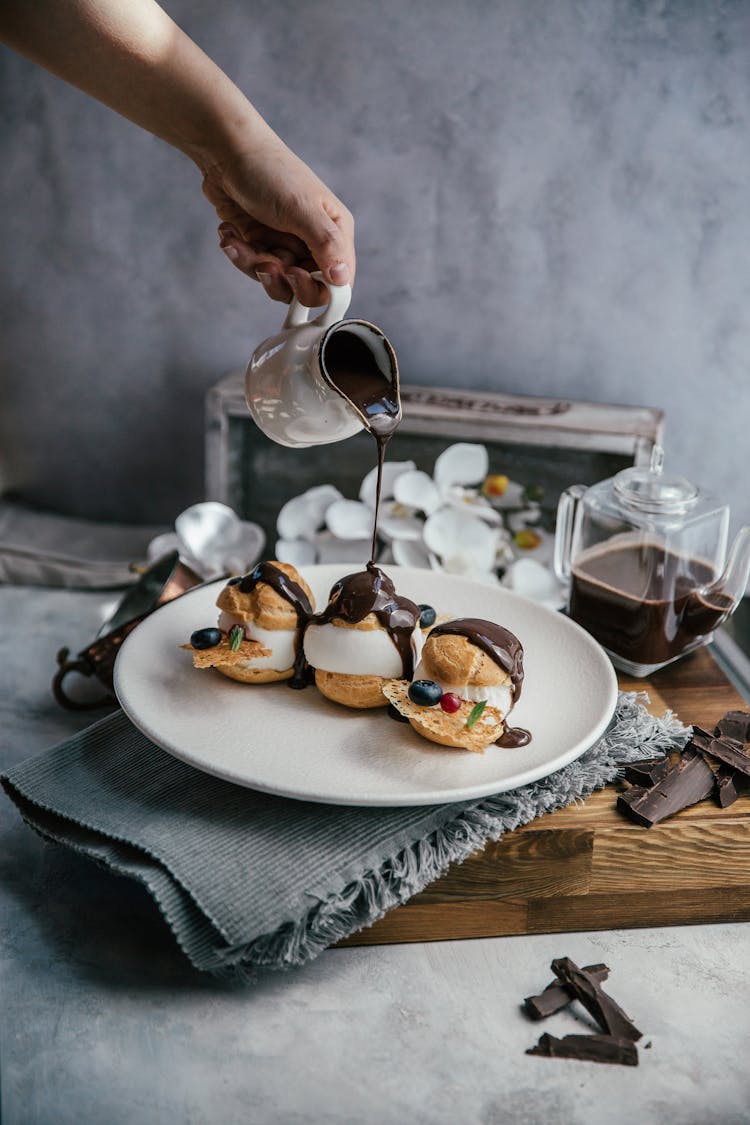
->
[1,0,749,527]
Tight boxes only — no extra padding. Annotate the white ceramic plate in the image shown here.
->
[114,564,617,807]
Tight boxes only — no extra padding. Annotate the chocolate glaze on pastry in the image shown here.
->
[238,562,313,687]
[308,562,420,679]
[429,617,530,746]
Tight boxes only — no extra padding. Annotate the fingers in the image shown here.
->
[299,199,356,288]
[285,267,328,308]
[218,224,292,303]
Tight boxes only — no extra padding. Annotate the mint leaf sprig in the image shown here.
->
[228,625,244,652]
[466,700,487,730]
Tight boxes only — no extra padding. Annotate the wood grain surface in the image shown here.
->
[340,647,750,946]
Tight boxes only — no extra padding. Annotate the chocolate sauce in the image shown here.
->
[496,726,532,748]
[321,328,400,560]
[429,618,529,746]
[309,562,420,678]
[238,562,314,688]
[569,542,734,667]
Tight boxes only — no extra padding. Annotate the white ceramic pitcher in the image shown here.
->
[245,273,399,448]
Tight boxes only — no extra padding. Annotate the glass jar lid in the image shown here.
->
[612,446,698,514]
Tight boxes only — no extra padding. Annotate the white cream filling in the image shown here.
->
[218,611,297,671]
[304,622,423,678]
[412,658,512,715]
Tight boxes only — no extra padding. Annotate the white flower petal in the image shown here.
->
[227,521,265,571]
[378,500,424,542]
[176,502,240,561]
[393,470,441,515]
[502,558,563,608]
[513,526,555,566]
[314,532,371,565]
[277,484,343,540]
[146,532,183,563]
[441,487,503,525]
[275,538,317,568]
[423,508,498,573]
[359,461,416,510]
[325,499,373,540]
[434,443,489,490]
[441,555,500,584]
[488,480,526,509]
[392,539,435,569]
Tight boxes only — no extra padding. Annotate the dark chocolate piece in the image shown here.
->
[524,963,609,1020]
[620,757,670,787]
[715,764,750,808]
[715,710,750,743]
[687,726,714,753]
[550,958,642,1042]
[527,1032,638,1067]
[700,736,750,779]
[617,748,715,828]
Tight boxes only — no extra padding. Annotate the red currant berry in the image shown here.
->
[440,693,462,714]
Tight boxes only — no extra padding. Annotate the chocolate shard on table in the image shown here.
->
[714,764,750,809]
[617,748,715,828]
[698,736,750,779]
[524,963,609,1020]
[687,725,715,753]
[526,1032,638,1067]
[620,756,671,788]
[715,710,750,743]
[549,957,642,1042]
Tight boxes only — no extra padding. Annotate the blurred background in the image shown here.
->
[1,0,748,527]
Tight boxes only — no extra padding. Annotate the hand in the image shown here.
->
[203,136,356,307]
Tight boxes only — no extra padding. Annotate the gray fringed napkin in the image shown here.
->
[1,693,687,974]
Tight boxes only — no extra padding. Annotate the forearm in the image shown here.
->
[0,0,271,171]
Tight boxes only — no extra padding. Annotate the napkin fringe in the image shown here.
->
[216,692,688,975]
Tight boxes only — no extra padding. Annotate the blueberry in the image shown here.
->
[227,576,242,586]
[408,679,443,707]
[418,603,436,628]
[190,627,223,650]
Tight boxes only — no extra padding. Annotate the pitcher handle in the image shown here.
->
[283,270,352,330]
[554,484,586,583]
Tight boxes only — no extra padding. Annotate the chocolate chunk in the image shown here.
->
[687,726,714,753]
[715,710,750,743]
[524,963,609,1020]
[620,757,671,787]
[715,764,750,808]
[527,1032,638,1066]
[617,748,715,828]
[550,958,642,1042]
[699,736,750,778]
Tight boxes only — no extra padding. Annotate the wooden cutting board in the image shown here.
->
[340,647,750,946]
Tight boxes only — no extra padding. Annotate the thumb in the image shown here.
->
[298,206,355,287]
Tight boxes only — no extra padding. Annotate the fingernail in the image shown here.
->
[285,273,298,291]
[256,271,273,287]
[329,262,350,284]
[219,223,239,240]
[222,245,239,263]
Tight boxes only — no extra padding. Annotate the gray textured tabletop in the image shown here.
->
[1,586,749,1125]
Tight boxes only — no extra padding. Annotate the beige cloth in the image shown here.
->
[0,500,166,588]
